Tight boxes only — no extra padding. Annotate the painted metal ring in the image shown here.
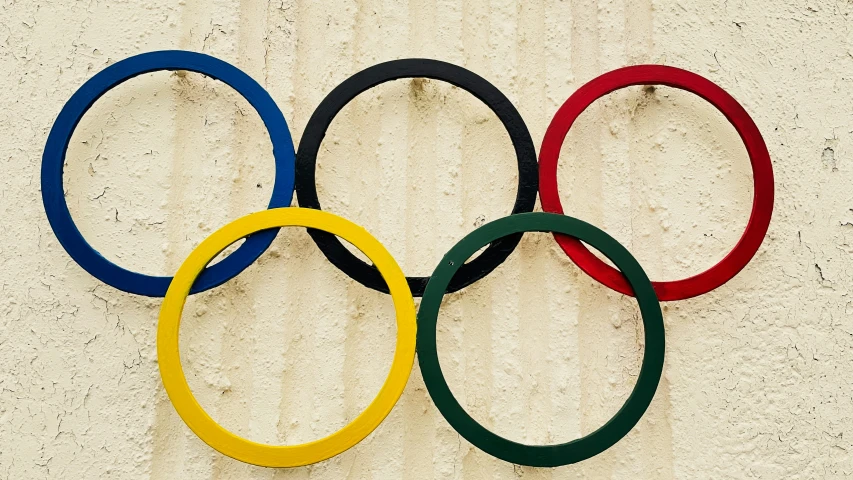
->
[41,50,296,297]
[295,58,538,297]
[417,212,665,467]
[538,65,774,301]
[158,207,417,467]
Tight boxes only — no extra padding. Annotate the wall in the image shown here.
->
[1,0,851,478]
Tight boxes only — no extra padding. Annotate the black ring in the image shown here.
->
[295,59,538,296]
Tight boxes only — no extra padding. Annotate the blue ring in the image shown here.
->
[41,50,295,297]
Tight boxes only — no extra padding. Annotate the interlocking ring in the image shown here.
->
[295,58,539,296]
[158,208,416,467]
[539,65,774,301]
[42,52,774,469]
[41,50,296,297]
[417,212,664,467]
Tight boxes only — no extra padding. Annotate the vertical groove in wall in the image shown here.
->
[625,0,654,65]
[459,1,494,477]
[624,0,675,476]
[276,2,317,479]
[209,0,269,477]
[596,0,641,478]
[514,0,549,476]
[322,0,358,475]
[339,1,381,477]
[542,4,580,480]
[151,1,214,477]
[256,3,302,480]
[402,0,437,478]
[486,1,522,478]
[294,1,359,478]
[566,0,619,477]
[430,1,466,477]
[233,3,299,479]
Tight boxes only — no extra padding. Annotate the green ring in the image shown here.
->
[417,212,665,467]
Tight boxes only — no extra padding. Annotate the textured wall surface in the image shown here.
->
[1,0,852,478]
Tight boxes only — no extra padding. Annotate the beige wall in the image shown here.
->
[2,0,851,478]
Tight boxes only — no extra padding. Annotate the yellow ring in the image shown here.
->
[157,208,416,467]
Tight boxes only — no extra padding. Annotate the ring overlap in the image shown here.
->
[42,51,774,468]
[158,208,416,467]
[538,64,774,301]
[417,212,665,467]
[41,50,296,297]
[295,58,539,297]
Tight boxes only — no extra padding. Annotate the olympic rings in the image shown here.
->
[417,212,664,467]
[295,58,539,297]
[158,208,417,468]
[539,65,774,301]
[42,52,774,469]
[41,50,296,297]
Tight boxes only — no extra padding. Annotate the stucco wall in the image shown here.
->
[2,0,851,478]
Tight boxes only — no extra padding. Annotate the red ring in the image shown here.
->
[539,65,774,301]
